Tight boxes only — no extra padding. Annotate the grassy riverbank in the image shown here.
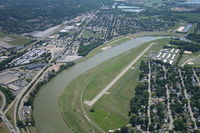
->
[60,38,170,132]
[77,31,175,62]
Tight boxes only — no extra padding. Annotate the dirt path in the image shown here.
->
[181,55,200,67]
[84,43,155,106]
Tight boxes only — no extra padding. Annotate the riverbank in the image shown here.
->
[32,35,172,133]
[59,38,171,132]
[77,31,176,63]
[18,62,75,133]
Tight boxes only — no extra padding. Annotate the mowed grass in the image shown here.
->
[83,39,169,131]
[60,37,169,133]
[177,52,200,66]
[0,31,32,46]
[60,42,150,133]
[85,67,140,131]
[82,30,102,39]
[177,13,200,23]
[0,121,9,133]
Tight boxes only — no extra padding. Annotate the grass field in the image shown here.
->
[0,31,32,46]
[177,51,200,66]
[6,104,15,128]
[175,13,200,23]
[82,30,102,39]
[60,37,170,132]
[0,121,9,133]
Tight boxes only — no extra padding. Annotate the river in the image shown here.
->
[33,36,163,133]
[184,0,200,4]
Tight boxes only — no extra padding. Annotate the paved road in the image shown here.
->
[13,67,47,133]
[179,69,197,129]
[193,69,200,86]
[0,110,17,133]
[0,91,6,111]
[0,92,17,133]
[163,66,174,130]
[84,43,155,106]
[147,61,152,132]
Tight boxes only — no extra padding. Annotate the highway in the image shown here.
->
[0,110,16,133]
[0,91,6,111]
[0,91,17,133]
[3,11,95,133]
[14,66,48,133]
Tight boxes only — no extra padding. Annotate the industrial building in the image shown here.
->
[156,48,180,65]
[176,24,193,33]
[0,41,16,50]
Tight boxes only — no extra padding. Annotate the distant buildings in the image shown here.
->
[10,49,46,66]
[0,41,16,51]
[176,24,193,33]
[27,63,46,70]
[60,26,77,33]
[0,70,21,92]
[155,48,180,65]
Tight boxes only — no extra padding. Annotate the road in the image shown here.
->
[17,66,49,133]
[193,69,200,86]
[0,110,17,133]
[179,69,197,129]
[163,66,174,130]
[84,43,155,106]
[147,61,152,132]
[12,12,94,133]
[0,91,6,111]
[13,66,48,133]
[0,92,17,133]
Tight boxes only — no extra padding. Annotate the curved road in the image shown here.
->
[0,91,6,111]
[0,91,17,133]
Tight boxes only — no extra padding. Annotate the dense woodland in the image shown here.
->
[0,0,113,33]
[0,86,15,108]
[170,39,200,52]
[187,23,200,43]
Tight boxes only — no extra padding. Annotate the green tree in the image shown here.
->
[174,119,187,131]
[120,126,129,133]
[130,113,137,126]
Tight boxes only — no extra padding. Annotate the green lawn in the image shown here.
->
[0,31,32,46]
[175,13,200,23]
[177,52,200,66]
[82,30,102,39]
[60,37,170,133]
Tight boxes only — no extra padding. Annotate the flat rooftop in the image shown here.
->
[57,55,82,63]
[0,71,20,85]
[8,84,20,91]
